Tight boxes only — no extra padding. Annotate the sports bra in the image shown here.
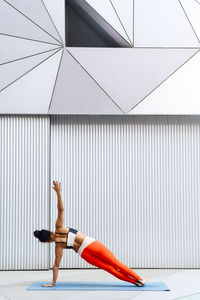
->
[55,227,78,249]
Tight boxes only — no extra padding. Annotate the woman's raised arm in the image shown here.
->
[52,181,64,229]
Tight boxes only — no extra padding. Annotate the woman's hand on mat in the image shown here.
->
[42,283,55,287]
[52,180,61,194]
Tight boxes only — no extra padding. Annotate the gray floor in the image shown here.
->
[0,269,200,300]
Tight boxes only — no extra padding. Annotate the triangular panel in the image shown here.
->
[0,34,61,64]
[134,0,200,47]
[49,50,122,114]
[68,48,198,113]
[180,0,200,42]
[0,49,62,114]
[85,0,130,43]
[43,0,65,44]
[5,0,62,44]
[128,51,200,114]
[65,0,130,47]
[0,49,60,92]
[0,0,59,45]
[111,0,133,44]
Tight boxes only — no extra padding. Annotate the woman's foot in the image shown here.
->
[135,276,148,286]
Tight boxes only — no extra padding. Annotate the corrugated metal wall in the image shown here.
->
[1,115,200,269]
[0,116,50,270]
[51,115,200,269]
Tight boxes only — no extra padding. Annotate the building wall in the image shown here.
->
[50,115,200,269]
[1,115,200,269]
[0,116,50,270]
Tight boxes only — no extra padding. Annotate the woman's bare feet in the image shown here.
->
[135,276,148,286]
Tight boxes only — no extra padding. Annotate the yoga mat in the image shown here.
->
[27,281,170,291]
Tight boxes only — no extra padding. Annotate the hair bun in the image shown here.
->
[33,229,52,242]
[33,230,40,238]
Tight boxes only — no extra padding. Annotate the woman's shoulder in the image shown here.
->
[55,226,69,233]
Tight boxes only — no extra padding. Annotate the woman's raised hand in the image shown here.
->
[52,180,61,194]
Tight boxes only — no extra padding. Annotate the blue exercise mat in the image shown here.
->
[27,281,170,291]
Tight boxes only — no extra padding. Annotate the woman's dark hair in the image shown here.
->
[33,229,52,242]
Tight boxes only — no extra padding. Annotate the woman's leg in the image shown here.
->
[82,250,138,284]
[81,240,140,283]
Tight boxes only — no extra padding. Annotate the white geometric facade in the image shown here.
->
[0,0,200,114]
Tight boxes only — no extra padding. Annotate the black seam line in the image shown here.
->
[0,46,62,66]
[3,0,63,45]
[194,0,200,5]
[127,49,200,114]
[47,49,64,113]
[109,0,133,45]
[0,32,62,47]
[85,0,131,47]
[178,0,200,45]
[0,48,62,93]
[41,0,64,46]
[66,49,125,114]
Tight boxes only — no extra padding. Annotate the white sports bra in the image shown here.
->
[55,227,78,249]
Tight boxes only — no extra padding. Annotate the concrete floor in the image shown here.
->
[0,269,200,300]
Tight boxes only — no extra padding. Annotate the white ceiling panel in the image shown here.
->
[85,0,130,43]
[134,0,200,47]
[68,48,198,113]
[0,34,61,64]
[0,0,59,45]
[129,51,200,114]
[43,0,65,44]
[111,0,133,44]
[0,49,62,114]
[0,49,60,92]
[5,0,62,44]
[180,0,200,42]
[49,50,122,114]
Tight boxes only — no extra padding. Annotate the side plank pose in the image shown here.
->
[34,181,148,287]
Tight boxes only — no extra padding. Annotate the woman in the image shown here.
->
[34,181,148,287]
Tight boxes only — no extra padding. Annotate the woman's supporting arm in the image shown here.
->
[52,246,63,286]
[42,246,63,287]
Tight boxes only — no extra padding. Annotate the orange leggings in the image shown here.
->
[81,240,140,284]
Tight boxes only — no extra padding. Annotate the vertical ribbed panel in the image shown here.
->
[51,115,200,269]
[0,116,50,270]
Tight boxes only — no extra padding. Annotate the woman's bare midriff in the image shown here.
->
[73,232,86,252]
[55,227,86,253]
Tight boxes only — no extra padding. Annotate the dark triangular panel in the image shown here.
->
[65,0,130,47]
